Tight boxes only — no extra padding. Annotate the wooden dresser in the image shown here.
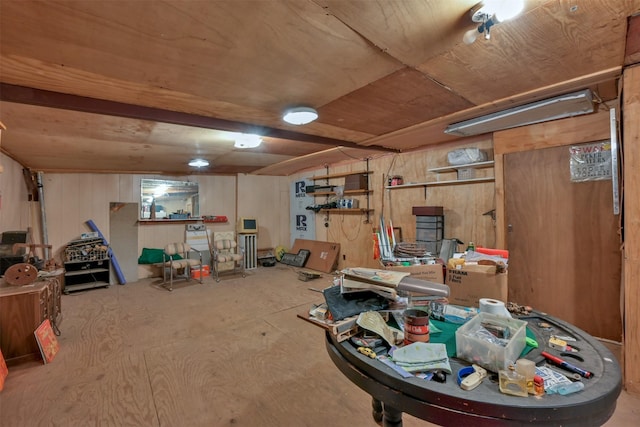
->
[0,276,62,365]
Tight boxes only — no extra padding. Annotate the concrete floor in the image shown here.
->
[0,264,638,426]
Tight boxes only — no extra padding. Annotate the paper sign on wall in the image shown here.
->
[570,140,612,182]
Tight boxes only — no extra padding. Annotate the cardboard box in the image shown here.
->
[344,174,368,191]
[190,265,211,279]
[383,263,444,284]
[291,239,340,273]
[446,265,508,307]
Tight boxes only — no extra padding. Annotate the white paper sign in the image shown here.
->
[570,140,612,182]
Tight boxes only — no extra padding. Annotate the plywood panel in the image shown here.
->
[318,67,474,135]
[237,174,289,249]
[494,109,613,251]
[505,145,621,341]
[290,239,340,273]
[421,1,628,105]
[0,153,30,231]
[494,110,611,155]
[623,64,640,394]
[0,1,400,122]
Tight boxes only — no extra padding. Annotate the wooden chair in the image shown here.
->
[211,239,245,282]
[162,242,203,291]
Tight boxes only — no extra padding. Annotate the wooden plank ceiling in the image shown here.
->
[0,0,637,176]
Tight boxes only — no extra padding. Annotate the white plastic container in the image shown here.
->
[455,312,527,373]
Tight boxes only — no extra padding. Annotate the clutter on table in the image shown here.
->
[299,257,595,398]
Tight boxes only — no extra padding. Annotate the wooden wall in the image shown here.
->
[623,64,640,395]
[236,173,290,251]
[293,136,495,270]
[0,164,289,279]
[0,152,32,231]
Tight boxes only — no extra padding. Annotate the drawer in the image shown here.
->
[416,216,444,225]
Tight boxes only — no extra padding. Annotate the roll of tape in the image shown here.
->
[478,298,512,318]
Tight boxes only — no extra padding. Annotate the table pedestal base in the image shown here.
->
[372,398,402,427]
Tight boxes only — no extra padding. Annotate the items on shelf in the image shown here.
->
[308,167,373,221]
[385,155,495,190]
[387,175,404,186]
[64,237,108,262]
[63,236,111,293]
[202,215,228,223]
[447,148,488,165]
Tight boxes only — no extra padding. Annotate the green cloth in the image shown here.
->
[429,319,536,358]
[138,248,182,264]
[428,320,460,357]
[391,342,452,374]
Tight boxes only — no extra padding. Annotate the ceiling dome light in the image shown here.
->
[188,158,209,167]
[481,0,524,22]
[234,133,262,148]
[494,0,524,21]
[282,107,318,125]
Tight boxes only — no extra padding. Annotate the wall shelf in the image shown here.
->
[385,176,494,190]
[138,219,204,225]
[318,208,374,213]
[427,160,494,173]
[310,164,373,222]
[311,189,373,196]
[64,258,110,294]
[311,170,373,180]
[385,159,495,199]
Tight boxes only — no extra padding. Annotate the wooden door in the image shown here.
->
[505,145,622,341]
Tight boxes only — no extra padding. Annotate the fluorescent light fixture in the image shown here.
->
[445,89,595,137]
[234,133,262,148]
[188,158,209,167]
[283,107,318,125]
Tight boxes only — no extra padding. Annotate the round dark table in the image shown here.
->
[325,311,621,426]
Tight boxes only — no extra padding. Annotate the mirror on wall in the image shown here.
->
[140,179,199,220]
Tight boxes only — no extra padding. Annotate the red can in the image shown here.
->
[404,308,430,345]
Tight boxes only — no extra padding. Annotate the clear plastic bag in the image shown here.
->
[447,148,488,165]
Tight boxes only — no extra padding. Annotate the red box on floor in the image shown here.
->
[190,265,210,279]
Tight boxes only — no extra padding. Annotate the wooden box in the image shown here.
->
[0,277,62,365]
[412,206,444,216]
[344,174,368,191]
